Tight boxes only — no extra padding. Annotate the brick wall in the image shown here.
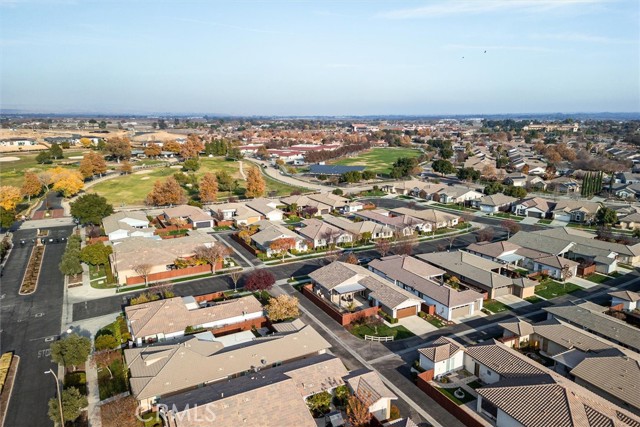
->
[301,284,378,326]
[415,371,485,427]
[125,263,219,286]
[206,316,268,337]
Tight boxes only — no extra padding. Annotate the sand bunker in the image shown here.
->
[68,156,84,160]
[0,156,20,162]
[140,176,150,180]
[134,169,153,175]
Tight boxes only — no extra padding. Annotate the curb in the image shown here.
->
[0,355,20,427]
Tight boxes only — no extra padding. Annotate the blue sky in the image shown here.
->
[1,0,638,115]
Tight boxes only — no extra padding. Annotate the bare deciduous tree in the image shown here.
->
[133,263,152,286]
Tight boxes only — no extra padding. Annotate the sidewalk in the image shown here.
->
[86,356,102,427]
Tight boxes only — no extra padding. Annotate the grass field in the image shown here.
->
[483,300,509,313]
[0,149,88,187]
[585,273,611,284]
[89,157,302,206]
[350,323,415,340]
[535,280,581,299]
[332,147,422,175]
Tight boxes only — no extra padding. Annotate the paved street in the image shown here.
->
[1,226,74,427]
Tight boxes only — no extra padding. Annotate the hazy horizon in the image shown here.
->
[1,0,639,115]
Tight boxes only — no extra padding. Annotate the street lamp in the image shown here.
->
[45,369,64,426]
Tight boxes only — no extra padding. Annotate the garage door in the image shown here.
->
[451,305,471,319]
[527,211,542,218]
[396,306,418,319]
[493,285,511,297]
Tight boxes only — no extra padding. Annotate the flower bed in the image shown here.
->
[19,245,45,295]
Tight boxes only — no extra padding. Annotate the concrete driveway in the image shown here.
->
[495,294,532,309]
[397,315,438,336]
[519,217,540,225]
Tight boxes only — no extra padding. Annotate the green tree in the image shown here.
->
[50,333,91,371]
[95,334,118,351]
[332,188,344,195]
[306,391,332,417]
[596,207,617,226]
[70,194,114,225]
[216,170,234,192]
[362,170,376,180]
[484,182,504,195]
[59,250,83,276]
[431,159,455,176]
[48,387,87,425]
[439,146,453,160]
[49,143,63,159]
[340,171,362,183]
[98,120,107,129]
[0,208,15,228]
[182,158,200,171]
[36,150,52,164]
[457,167,480,181]
[80,242,112,266]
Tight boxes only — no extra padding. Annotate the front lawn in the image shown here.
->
[418,312,446,328]
[524,295,543,304]
[437,387,476,405]
[89,262,116,288]
[350,323,415,340]
[585,274,611,284]
[534,280,581,299]
[492,212,523,221]
[538,219,553,225]
[483,300,509,313]
[97,358,129,400]
[332,147,422,175]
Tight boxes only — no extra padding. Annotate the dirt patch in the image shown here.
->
[0,156,20,162]
[133,169,153,175]
[140,176,150,180]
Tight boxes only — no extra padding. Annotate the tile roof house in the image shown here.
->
[474,193,518,214]
[512,197,555,218]
[321,214,394,240]
[124,295,264,345]
[162,205,214,229]
[279,194,332,215]
[296,218,352,248]
[306,193,364,213]
[345,369,398,422]
[416,339,640,426]
[102,211,155,242]
[369,255,484,321]
[434,187,484,204]
[610,290,640,311]
[504,173,527,187]
[246,198,284,222]
[250,220,309,256]
[544,303,640,353]
[551,200,601,223]
[211,202,262,226]
[619,212,640,230]
[308,261,422,320]
[125,324,332,411]
[354,209,431,235]
[418,337,464,378]
[389,207,460,229]
[110,231,217,285]
[417,251,533,299]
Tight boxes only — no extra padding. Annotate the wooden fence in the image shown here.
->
[301,284,378,326]
[125,264,215,286]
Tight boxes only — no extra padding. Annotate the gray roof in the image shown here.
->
[417,251,513,290]
[102,210,151,236]
[478,193,517,207]
[369,255,483,308]
[498,318,535,337]
[309,164,366,175]
[508,231,576,256]
[251,221,303,247]
[418,336,463,362]
[296,218,348,241]
[534,227,640,257]
[544,303,640,352]
[466,241,522,259]
[610,290,640,302]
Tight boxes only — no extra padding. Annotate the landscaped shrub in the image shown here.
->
[333,385,349,408]
[306,391,332,417]
[64,371,87,396]
[389,404,401,421]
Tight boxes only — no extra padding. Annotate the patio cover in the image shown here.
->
[550,348,588,369]
[498,253,524,264]
[334,282,367,294]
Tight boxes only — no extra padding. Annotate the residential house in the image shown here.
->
[544,302,640,353]
[306,193,364,214]
[389,207,460,229]
[548,176,581,193]
[344,370,398,421]
[279,195,331,216]
[610,290,640,311]
[613,183,640,200]
[382,180,446,197]
[418,337,465,378]
[617,172,640,184]
[308,261,422,319]
[102,211,155,242]
[250,220,309,256]
[0,138,37,147]
[162,205,214,229]
[321,215,394,240]
[525,175,547,191]
[125,324,332,411]
[354,209,430,236]
[124,295,264,346]
[473,193,517,214]
[434,186,484,204]
[504,173,527,187]
[551,200,601,223]
[465,241,526,265]
[212,202,262,227]
[296,218,352,248]
[512,197,555,218]
[417,251,536,299]
[110,231,217,285]
[246,198,284,222]
[369,255,484,320]
[530,255,579,281]
[619,212,640,230]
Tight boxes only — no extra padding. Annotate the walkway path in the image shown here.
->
[86,357,102,427]
[238,160,247,180]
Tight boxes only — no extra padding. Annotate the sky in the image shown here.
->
[0,0,639,115]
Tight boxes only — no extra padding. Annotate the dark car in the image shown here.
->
[357,256,374,265]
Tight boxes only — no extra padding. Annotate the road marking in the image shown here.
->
[30,335,58,342]
[34,312,45,318]
[38,348,51,358]
[0,294,5,299]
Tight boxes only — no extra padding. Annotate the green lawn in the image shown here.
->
[483,300,509,313]
[437,387,476,405]
[535,280,582,299]
[350,323,415,340]
[585,274,611,284]
[97,358,129,400]
[538,219,553,225]
[89,157,301,206]
[492,212,524,221]
[0,149,88,187]
[89,262,116,288]
[332,147,422,175]
[419,313,446,328]
[524,295,544,304]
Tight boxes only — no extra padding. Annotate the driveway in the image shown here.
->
[495,294,532,309]
[397,315,438,336]
[520,217,540,225]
